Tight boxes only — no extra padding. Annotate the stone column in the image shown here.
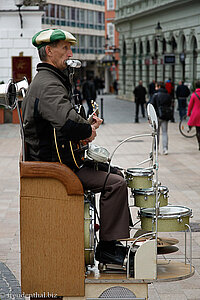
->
[125,36,134,100]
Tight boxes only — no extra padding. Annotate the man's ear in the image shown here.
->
[45,45,52,57]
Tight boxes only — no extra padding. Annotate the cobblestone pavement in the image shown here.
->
[0,95,200,299]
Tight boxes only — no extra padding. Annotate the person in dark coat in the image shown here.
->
[148,79,155,101]
[176,80,190,120]
[150,81,172,155]
[133,80,147,123]
[165,78,175,122]
[82,76,97,117]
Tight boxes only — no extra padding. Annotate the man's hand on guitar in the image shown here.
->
[83,125,97,143]
[91,115,103,129]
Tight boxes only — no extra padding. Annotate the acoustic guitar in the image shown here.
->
[54,100,99,170]
[69,101,99,169]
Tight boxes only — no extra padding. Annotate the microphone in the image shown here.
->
[65,59,82,68]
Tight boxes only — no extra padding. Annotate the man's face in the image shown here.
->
[48,40,73,70]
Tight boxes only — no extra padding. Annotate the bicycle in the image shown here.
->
[179,115,196,138]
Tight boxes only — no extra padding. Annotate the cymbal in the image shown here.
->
[118,236,179,248]
[157,245,179,255]
[157,237,179,247]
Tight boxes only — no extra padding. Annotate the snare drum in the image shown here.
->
[139,205,192,232]
[125,168,154,189]
[133,185,169,208]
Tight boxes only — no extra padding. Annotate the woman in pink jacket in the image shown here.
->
[187,80,200,150]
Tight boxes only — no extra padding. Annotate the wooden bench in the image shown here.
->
[20,159,85,297]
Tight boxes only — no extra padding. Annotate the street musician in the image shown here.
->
[22,28,131,268]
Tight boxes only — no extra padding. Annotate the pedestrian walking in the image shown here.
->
[113,79,118,95]
[187,80,200,151]
[82,76,97,117]
[165,78,175,122]
[150,81,172,155]
[148,79,156,101]
[176,80,190,120]
[133,80,147,123]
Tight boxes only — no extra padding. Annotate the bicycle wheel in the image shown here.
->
[179,116,196,138]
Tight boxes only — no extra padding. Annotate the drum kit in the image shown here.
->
[85,103,193,278]
[2,72,192,279]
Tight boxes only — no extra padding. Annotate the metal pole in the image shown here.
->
[100,97,104,124]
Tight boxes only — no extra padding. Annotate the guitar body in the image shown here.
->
[54,101,99,170]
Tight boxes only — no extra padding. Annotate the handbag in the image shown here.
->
[158,106,173,121]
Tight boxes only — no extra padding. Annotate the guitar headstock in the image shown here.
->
[91,100,99,117]
[88,100,100,124]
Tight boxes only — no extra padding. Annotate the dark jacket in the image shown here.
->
[82,79,97,101]
[22,63,92,169]
[176,84,190,99]
[150,88,172,118]
[133,85,147,104]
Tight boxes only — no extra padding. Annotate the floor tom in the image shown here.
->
[139,205,192,232]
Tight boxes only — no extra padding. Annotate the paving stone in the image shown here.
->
[0,95,200,299]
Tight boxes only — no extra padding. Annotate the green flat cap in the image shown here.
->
[32,28,76,49]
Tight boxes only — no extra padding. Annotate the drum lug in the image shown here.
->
[144,195,148,201]
[178,217,183,223]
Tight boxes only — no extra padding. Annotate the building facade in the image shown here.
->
[0,0,44,84]
[104,0,119,93]
[115,0,200,100]
[42,0,105,82]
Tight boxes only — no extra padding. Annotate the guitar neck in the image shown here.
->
[88,108,99,124]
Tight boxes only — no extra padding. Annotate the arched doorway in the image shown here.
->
[180,35,186,81]
[139,41,143,80]
[191,36,198,84]
[146,40,150,86]
[170,36,177,90]
[154,39,158,81]
[133,42,136,88]
[162,38,166,82]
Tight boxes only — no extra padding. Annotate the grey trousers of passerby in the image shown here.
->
[76,166,130,241]
[158,119,169,151]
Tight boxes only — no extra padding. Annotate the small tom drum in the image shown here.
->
[139,205,192,232]
[125,168,154,189]
[133,185,169,208]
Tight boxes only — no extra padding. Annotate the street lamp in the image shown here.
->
[15,0,24,31]
[155,22,176,48]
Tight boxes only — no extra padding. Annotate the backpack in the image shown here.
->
[156,93,173,121]
[158,106,173,121]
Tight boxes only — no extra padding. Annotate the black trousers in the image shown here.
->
[135,102,145,121]
[76,166,130,241]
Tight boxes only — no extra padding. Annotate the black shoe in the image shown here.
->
[95,241,135,277]
[135,120,139,123]
[95,241,126,265]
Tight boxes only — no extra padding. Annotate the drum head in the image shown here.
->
[126,167,153,177]
[147,103,158,130]
[141,205,192,218]
[5,82,17,110]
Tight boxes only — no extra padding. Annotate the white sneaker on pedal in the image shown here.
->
[163,149,168,155]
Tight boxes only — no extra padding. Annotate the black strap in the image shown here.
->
[195,92,200,101]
